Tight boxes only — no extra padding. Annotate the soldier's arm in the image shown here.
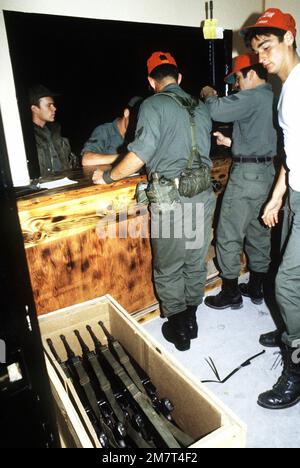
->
[262,166,287,227]
[213,131,232,147]
[81,124,120,166]
[200,86,218,99]
[82,152,119,166]
[93,152,144,184]
[204,92,254,123]
[110,152,144,179]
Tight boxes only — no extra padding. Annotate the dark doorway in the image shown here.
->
[4,11,232,178]
[0,107,60,448]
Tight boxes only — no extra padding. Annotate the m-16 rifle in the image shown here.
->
[74,329,154,448]
[98,321,173,418]
[73,330,128,447]
[59,334,122,448]
[87,325,181,448]
[98,322,194,448]
[47,337,109,447]
[86,325,154,447]
[47,338,71,379]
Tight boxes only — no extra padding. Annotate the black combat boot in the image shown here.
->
[259,330,282,348]
[239,271,265,305]
[204,278,243,310]
[161,310,191,351]
[186,305,198,339]
[258,345,300,409]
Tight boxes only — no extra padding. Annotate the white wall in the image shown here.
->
[0,0,264,33]
[0,0,264,185]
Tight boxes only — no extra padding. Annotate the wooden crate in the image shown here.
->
[39,295,246,448]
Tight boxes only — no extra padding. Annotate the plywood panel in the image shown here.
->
[19,176,157,315]
[25,214,156,315]
[18,159,232,316]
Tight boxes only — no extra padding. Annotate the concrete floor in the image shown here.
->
[143,275,300,448]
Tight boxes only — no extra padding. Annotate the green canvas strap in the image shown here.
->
[106,338,194,447]
[157,91,202,170]
[86,353,151,448]
[100,345,181,448]
[93,323,193,447]
[159,414,194,447]
[87,352,125,424]
[188,112,198,170]
[110,339,146,394]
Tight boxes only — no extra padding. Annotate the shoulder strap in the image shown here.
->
[157,91,198,113]
[156,91,201,170]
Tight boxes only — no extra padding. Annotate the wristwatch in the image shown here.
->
[102,170,115,185]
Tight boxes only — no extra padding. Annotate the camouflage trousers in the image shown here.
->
[216,161,275,279]
[151,188,216,318]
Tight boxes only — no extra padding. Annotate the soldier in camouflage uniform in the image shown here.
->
[29,84,75,177]
[93,52,215,352]
[201,54,277,311]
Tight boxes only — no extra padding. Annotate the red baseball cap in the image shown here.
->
[241,8,297,38]
[225,53,259,84]
[147,51,177,75]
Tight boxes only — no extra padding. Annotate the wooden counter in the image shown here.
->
[17,159,231,316]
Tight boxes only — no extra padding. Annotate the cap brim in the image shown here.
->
[240,22,277,37]
[239,25,255,37]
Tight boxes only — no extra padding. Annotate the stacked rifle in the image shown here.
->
[47,322,194,448]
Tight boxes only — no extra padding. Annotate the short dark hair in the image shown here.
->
[241,63,268,81]
[28,84,58,107]
[127,96,143,109]
[123,98,144,145]
[244,27,297,50]
[149,63,179,82]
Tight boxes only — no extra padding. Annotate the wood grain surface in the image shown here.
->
[17,159,232,316]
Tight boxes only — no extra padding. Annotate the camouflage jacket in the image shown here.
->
[33,122,74,176]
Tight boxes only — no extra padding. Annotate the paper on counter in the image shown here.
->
[38,177,78,189]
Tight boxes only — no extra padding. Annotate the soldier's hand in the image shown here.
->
[200,86,217,100]
[213,131,232,147]
[262,197,283,227]
[92,168,105,185]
